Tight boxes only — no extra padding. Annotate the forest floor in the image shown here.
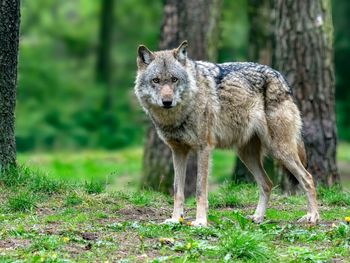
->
[0,144,349,262]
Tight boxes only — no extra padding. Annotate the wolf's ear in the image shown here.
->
[137,45,155,67]
[174,40,188,65]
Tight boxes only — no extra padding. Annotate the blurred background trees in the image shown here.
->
[10,0,350,189]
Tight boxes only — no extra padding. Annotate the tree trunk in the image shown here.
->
[275,0,339,187]
[141,0,221,196]
[233,0,273,184]
[0,0,20,171]
[96,0,114,111]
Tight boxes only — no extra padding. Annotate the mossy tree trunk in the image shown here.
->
[0,0,20,171]
[233,0,274,184]
[142,0,221,196]
[275,0,339,187]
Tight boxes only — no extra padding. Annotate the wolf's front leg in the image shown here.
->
[163,148,189,224]
[191,147,210,227]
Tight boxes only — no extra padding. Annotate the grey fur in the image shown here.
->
[135,42,319,226]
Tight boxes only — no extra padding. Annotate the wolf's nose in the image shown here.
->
[162,100,173,108]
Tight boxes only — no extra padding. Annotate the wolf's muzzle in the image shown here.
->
[162,100,173,108]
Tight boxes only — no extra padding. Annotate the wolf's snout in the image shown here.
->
[162,99,173,108]
[160,84,174,108]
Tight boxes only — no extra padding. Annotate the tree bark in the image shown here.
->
[96,0,114,111]
[141,0,221,196]
[275,0,339,187]
[0,0,20,171]
[233,0,273,184]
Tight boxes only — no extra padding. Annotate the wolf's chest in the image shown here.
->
[158,119,199,147]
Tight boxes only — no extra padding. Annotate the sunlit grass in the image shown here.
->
[338,142,350,162]
[18,148,143,190]
[17,142,350,192]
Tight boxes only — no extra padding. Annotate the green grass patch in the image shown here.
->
[1,147,349,261]
[64,192,83,206]
[84,180,105,194]
[7,191,37,212]
[318,186,350,206]
[219,229,273,262]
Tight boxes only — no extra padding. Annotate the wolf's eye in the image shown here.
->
[171,77,178,83]
[152,78,160,84]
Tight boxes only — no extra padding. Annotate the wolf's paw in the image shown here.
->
[247,214,264,224]
[162,218,181,225]
[297,212,320,224]
[190,218,207,227]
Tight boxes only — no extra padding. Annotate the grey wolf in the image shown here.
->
[134,41,319,226]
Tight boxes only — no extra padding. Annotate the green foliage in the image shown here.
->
[219,229,272,262]
[0,165,31,187]
[287,246,328,263]
[84,180,105,194]
[208,181,240,208]
[13,0,350,154]
[317,186,350,206]
[17,0,163,152]
[64,192,83,206]
[28,174,66,194]
[7,191,37,212]
[28,236,61,252]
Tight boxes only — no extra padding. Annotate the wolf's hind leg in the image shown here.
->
[237,135,273,224]
[275,150,319,224]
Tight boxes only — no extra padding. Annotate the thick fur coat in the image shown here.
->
[135,41,319,226]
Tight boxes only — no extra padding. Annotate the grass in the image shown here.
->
[0,166,350,262]
[18,143,350,191]
[0,145,348,261]
[7,191,37,212]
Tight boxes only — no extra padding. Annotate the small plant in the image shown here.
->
[208,182,240,208]
[317,186,350,206]
[288,246,327,262]
[0,165,32,187]
[28,236,61,252]
[64,192,83,206]
[28,174,64,194]
[219,229,272,262]
[84,180,104,194]
[232,211,248,230]
[7,191,36,212]
[128,191,152,206]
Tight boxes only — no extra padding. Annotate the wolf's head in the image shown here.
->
[134,41,194,113]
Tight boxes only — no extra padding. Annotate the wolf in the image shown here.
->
[134,41,319,226]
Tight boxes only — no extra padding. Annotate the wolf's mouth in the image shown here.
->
[162,105,173,109]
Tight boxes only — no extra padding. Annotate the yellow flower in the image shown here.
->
[63,237,70,243]
[186,242,192,250]
[178,216,184,224]
[159,237,174,245]
[345,216,350,223]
